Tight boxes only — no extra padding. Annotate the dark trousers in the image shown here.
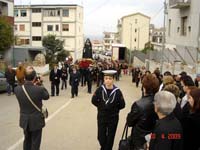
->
[87,80,92,93]
[51,82,59,96]
[7,83,15,94]
[97,118,119,150]
[61,79,67,89]
[23,129,42,150]
[71,85,78,97]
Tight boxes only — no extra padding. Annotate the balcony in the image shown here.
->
[169,0,191,9]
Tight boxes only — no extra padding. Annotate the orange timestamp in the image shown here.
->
[151,133,182,140]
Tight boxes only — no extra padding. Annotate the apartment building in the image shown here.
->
[0,0,13,22]
[118,12,150,51]
[92,40,103,52]
[103,32,117,51]
[150,24,164,51]
[166,0,200,65]
[14,4,84,60]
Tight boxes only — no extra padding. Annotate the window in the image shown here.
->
[168,19,171,36]
[32,36,41,41]
[32,8,41,13]
[43,9,60,17]
[135,19,138,24]
[57,10,60,16]
[63,9,69,17]
[135,29,137,33]
[47,25,53,31]
[19,24,25,31]
[14,25,17,31]
[56,25,59,31]
[32,22,41,27]
[181,16,187,36]
[134,38,137,42]
[62,24,69,31]
[14,9,18,17]
[20,39,30,45]
[20,10,27,17]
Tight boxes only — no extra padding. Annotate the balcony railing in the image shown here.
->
[169,0,191,9]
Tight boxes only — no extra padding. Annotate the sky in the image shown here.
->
[14,0,164,39]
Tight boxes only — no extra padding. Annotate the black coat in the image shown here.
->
[92,84,125,121]
[49,69,61,84]
[14,82,49,131]
[69,72,80,86]
[182,111,200,150]
[127,95,158,147]
[5,69,16,84]
[149,114,183,150]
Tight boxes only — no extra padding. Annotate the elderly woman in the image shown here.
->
[149,91,183,150]
[126,74,160,150]
[182,88,200,150]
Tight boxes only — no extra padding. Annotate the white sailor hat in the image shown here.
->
[102,70,117,76]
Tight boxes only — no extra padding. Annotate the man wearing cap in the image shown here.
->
[92,70,125,150]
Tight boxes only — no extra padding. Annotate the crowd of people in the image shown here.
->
[3,59,200,150]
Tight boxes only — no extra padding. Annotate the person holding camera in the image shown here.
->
[14,66,49,150]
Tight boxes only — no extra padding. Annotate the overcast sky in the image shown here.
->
[15,0,164,38]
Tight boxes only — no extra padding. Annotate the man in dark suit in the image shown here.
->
[69,66,80,98]
[15,66,49,150]
[49,64,61,96]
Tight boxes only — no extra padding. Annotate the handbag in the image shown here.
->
[118,123,131,150]
[22,85,48,118]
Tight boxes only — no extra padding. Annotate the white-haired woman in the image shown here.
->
[149,91,183,150]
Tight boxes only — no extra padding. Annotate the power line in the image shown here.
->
[85,0,112,16]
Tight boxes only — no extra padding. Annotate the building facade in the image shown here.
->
[103,32,117,51]
[119,12,150,51]
[150,24,164,51]
[14,4,84,60]
[166,0,200,65]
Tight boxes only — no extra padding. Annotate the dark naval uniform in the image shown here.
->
[92,84,125,150]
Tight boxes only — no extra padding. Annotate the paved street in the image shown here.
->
[0,74,142,150]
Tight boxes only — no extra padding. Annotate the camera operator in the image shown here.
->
[14,66,49,150]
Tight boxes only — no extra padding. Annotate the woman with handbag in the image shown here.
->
[126,74,159,150]
[92,70,125,150]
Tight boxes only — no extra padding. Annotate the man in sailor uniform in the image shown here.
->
[92,70,125,150]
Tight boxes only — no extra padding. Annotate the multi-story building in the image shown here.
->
[14,4,84,60]
[118,12,150,51]
[166,0,200,66]
[150,24,164,51]
[103,32,117,51]
[0,0,14,24]
[92,40,103,52]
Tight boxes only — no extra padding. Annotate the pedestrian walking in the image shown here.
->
[14,66,49,150]
[49,64,61,96]
[92,70,125,150]
[5,65,16,95]
[69,67,80,98]
[61,66,68,90]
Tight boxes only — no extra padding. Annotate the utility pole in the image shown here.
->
[197,13,200,74]
[129,23,132,64]
[160,0,167,74]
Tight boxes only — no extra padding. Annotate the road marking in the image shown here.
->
[7,86,88,150]
[7,99,73,150]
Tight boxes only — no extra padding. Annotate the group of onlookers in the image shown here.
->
[126,68,200,150]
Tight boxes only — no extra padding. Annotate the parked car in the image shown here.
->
[0,70,18,92]
[0,71,7,92]
[105,51,112,56]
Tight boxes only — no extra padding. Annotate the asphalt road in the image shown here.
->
[0,74,141,150]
